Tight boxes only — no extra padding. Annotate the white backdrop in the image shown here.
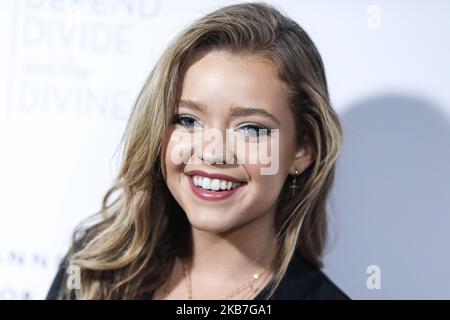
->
[0,0,449,299]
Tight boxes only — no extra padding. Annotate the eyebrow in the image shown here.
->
[178,99,281,125]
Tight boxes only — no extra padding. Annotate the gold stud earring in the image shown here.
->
[289,169,300,197]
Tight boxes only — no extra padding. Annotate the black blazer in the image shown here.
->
[47,250,349,300]
[253,251,349,299]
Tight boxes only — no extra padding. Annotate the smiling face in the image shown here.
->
[164,49,312,234]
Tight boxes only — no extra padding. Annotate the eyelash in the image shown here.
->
[172,115,202,129]
[172,114,272,137]
[238,124,272,137]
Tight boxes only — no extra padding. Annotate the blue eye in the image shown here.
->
[172,115,202,130]
[238,124,272,138]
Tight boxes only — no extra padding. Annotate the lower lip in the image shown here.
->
[186,175,246,201]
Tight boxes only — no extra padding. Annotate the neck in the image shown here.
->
[185,208,278,285]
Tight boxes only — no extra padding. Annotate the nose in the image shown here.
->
[201,151,222,164]
[197,127,235,165]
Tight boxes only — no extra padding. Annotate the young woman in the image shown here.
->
[47,2,347,300]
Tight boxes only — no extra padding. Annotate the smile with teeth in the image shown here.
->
[192,175,245,192]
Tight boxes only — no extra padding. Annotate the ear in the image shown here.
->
[289,142,315,175]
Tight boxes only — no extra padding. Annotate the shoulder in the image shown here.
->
[269,251,350,300]
[46,221,107,300]
[46,237,89,300]
[46,220,115,300]
[46,256,76,300]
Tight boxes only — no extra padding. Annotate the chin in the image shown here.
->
[185,211,240,234]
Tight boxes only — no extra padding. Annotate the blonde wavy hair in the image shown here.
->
[59,2,343,299]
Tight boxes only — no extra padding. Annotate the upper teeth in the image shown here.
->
[192,175,243,191]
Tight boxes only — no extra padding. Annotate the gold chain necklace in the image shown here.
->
[180,258,269,300]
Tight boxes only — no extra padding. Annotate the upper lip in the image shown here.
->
[185,170,246,183]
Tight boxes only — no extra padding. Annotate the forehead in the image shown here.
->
[180,50,290,114]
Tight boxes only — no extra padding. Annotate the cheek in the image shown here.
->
[164,140,177,184]
[164,131,192,173]
[245,132,293,178]
[247,164,286,188]
[244,137,293,202]
[244,163,287,212]
[163,132,191,195]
